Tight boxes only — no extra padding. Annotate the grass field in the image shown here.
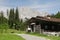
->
[28,33,60,40]
[6,29,26,34]
[0,33,25,40]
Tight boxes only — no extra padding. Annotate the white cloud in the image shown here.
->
[22,0,60,12]
[27,2,59,9]
[23,1,60,14]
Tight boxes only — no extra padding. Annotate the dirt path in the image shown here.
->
[17,34,50,40]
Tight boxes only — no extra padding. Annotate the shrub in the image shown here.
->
[0,23,9,33]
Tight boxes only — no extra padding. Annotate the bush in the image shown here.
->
[0,23,9,33]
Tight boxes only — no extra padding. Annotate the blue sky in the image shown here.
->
[0,0,60,14]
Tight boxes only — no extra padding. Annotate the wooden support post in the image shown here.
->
[34,25,35,32]
[39,24,41,34]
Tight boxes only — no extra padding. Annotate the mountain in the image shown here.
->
[0,7,49,20]
[18,7,49,19]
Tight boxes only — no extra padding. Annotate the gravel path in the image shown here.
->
[17,34,50,40]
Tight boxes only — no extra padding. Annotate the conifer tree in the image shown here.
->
[9,8,15,28]
[14,8,20,30]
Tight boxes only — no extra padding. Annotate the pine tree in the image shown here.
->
[9,8,15,28]
[15,8,19,22]
[14,8,20,30]
[0,11,4,24]
[55,11,60,18]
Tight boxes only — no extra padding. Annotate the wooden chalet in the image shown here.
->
[28,16,60,33]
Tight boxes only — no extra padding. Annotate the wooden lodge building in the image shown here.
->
[28,16,60,33]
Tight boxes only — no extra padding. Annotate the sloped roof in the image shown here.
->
[36,16,60,22]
